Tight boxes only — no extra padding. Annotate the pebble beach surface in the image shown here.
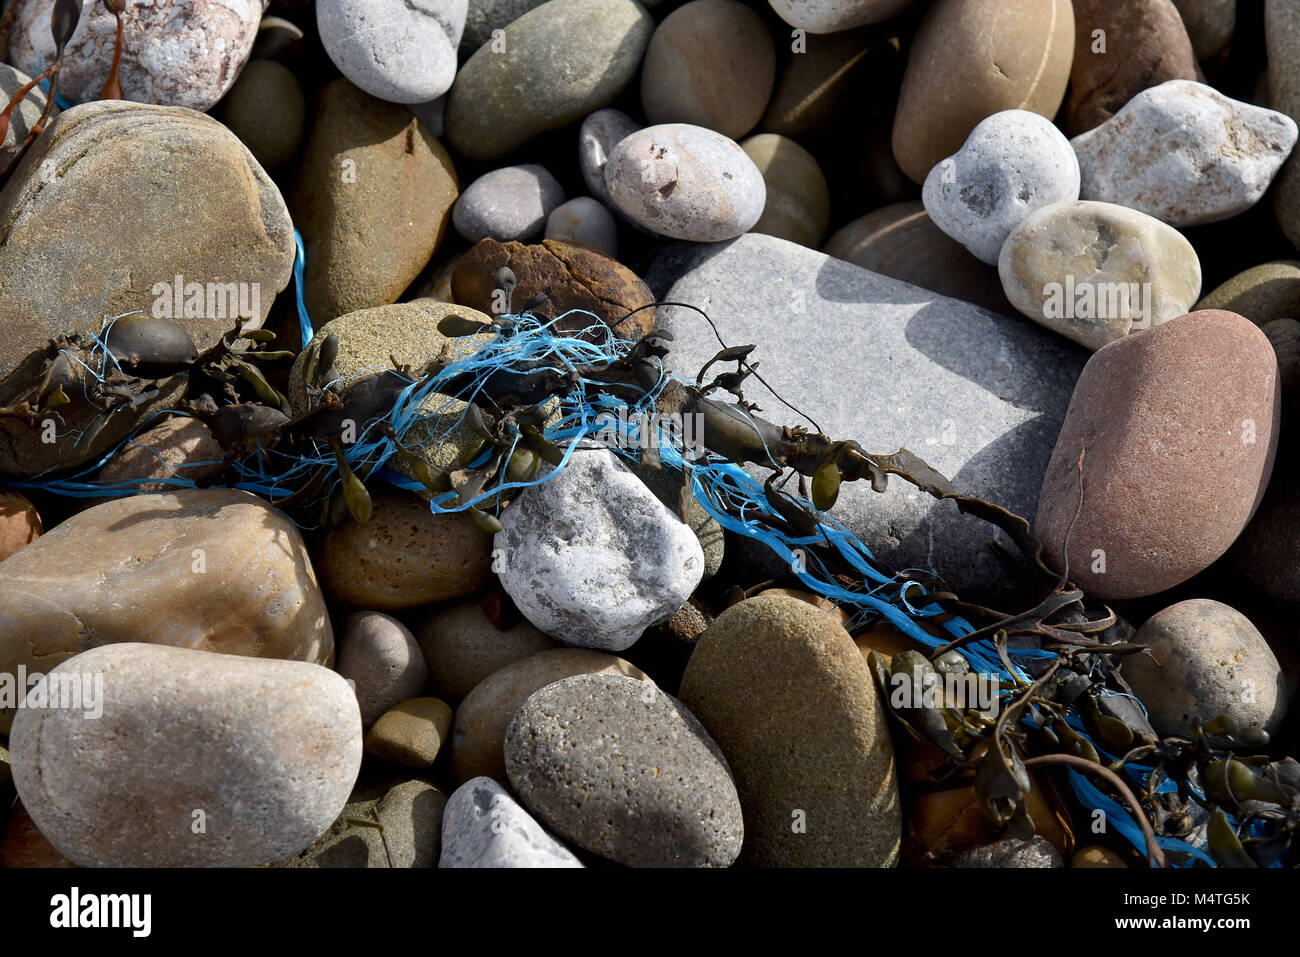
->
[1,0,1300,876]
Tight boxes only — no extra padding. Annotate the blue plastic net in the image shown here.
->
[0,227,1250,867]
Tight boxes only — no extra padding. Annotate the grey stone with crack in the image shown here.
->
[643,233,1087,596]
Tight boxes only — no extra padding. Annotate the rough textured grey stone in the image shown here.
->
[644,233,1087,594]
[337,612,430,726]
[9,0,260,111]
[453,164,566,243]
[504,674,743,867]
[9,643,362,867]
[281,778,447,868]
[0,65,56,168]
[1123,599,1286,737]
[494,445,705,650]
[440,776,583,867]
[1073,80,1297,227]
[317,0,465,104]
[630,456,724,579]
[923,109,1080,265]
[605,124,766,241]
[444,0,654,161]
[954,836,1063,867]
[768,0,916,32]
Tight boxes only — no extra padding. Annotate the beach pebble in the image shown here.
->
[462,0,548,51]
[448,648,650,785]
[640,0,775,139]
[1268,0,1300,250]
[605,124,766,241]
[1072,845,1128,867]
[1172,0,1236,60]
[89,416,225,498]
[364,697,454,767]
[768,0,916,31]
[445,0,654,160]
[337,612,429,726]
[317,0,465,104]
[282,778,446,868]
[494,445,704,651]
[1123,600,1286,737]
[505,674,743,867]
[291,79,459,324]
[741,133,831,248]
[440,777,583,867]
[954,836,1063,868]
[1072,80,1297,227]
[892,0,1074,183]
[252,16,306,62]
[923,110,1081,265]
[315,487,494,611]
[1196,260,1300,323]
[1035,310,1279,599]
[762,27,881,140]
[544,197,619,257]
[824,202,1011,313]
[0,490,41,563]
[450,238,655,335]
[579,108,643,212]
[453,165,566,243]
[0,489,331,732]
[8,644,361,867]
[416,596,559,706]
[8,0,260,111]
[213,59,307,171]
[678,594,901,866]
[998,200,1202,350]
[1067,0,1198,135]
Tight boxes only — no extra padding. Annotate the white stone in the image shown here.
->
[317,0,466,104]
[544,197,619,256]
[922,110,1081,266]
[8,643,362,867]
[494,445,705,651]
[453,164,566,242]
[767,0,916,33]
[1072,79,1298,227]
[605,123,766,241]
[439,776,584,867]
[8,0,262,111]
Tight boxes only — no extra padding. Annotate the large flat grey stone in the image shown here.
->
[643,234,1088,594]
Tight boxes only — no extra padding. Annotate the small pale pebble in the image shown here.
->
[453,165,567,243]
[579,108,642,212]
[440,777,583,867]
[604,123,766,241]
[544,197,619,256]
[923,110,1081,265]
[336,611,429,726]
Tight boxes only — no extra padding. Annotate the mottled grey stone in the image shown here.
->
[317,0,466,104]
[954,836,1063,868]
[644,233,1087,595]
[504,674,743,867]
[462,0,549,51]
[494,445,704,651]
[453,164,566,243]
[440,776,583,867]
[630,456,724,579]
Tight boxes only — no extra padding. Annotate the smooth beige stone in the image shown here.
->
[364,697,453,767]
[998,200,1202,350]
[8,643,361,867]
[0,488,332,731]
[892,0,1075,183]
[741,133,831,247]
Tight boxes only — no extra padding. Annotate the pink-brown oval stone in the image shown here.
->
[1035,310,1279,599]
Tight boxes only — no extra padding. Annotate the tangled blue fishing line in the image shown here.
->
[3,228,1252,867]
